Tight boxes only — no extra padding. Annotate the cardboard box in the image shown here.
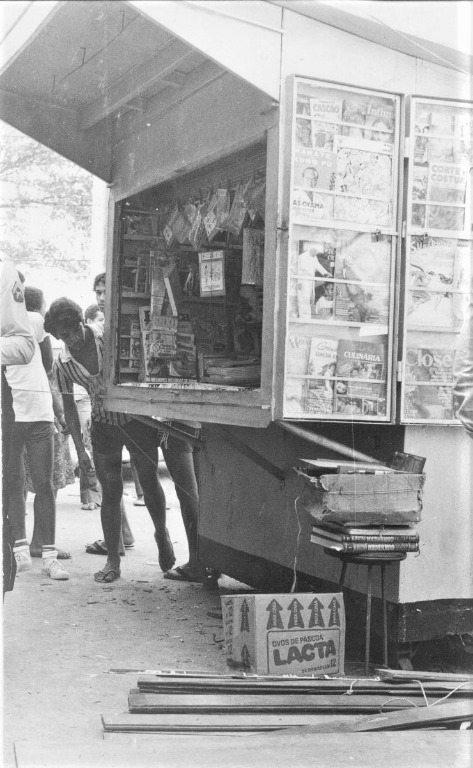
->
[221,593,345,677]
[298,471,425,525]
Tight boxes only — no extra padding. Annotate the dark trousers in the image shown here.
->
[2,368,17,594]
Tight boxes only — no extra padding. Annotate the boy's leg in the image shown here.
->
[125,421,175,573]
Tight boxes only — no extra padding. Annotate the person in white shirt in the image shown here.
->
[5,290,69,581]
[1,255,35,594]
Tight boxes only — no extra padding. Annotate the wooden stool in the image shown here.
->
[324,549,407,676]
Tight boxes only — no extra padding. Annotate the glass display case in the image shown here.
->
[282,77,401,421]
[400,97,473,424]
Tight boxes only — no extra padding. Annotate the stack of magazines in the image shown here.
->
[310,521,419,555]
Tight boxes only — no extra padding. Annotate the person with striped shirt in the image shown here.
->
[44,298,176,583]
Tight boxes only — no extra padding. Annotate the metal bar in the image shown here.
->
[365,564,373,677]
[276,421,378,464]
[382,563,388,667]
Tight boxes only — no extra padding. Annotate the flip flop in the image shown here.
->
[164,566,204,583]
[85,540,108,555]
[86,540,134,555]
[94,568,121,583]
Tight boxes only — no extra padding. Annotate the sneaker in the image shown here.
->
[42,558,70,580]
[15,549,32,573]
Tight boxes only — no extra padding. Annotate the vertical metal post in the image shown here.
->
[381,562,388,667]
[365,563,373,677]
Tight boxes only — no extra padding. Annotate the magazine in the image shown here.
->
[412,166,429,201]
[296,118,313,148]
[295,240,335,318]
[311,122,337,151]
[453,240,472,324]
[334,337,387,415]
[408,239,456,291]
[335,338,386,381]
[293,146,336,191]
[334,283,389,325]
[285,334,312,376]
[309,93,343,123]
[427,205,465,232]
[333,196,392,227]
[427,161,467,205]
[307,336,338,377]
[142,316,179,379]
[334,339,387,417]
[283,378,306,416]
[403,383,454,421]
[334,136,393,199]
[296,94,311,116]
[242,228,264,286]
[334,233,391,284]
[405,346,454,384]
[407,290,454,329]
[302,337,338,415]
[198,251,225,297]
[292,190,334,222]
[364,97,395,143]
[341,95,367,138]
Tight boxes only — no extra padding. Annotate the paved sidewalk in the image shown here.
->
[3,470,231,767]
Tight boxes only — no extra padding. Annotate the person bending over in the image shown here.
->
[44,297,175,583]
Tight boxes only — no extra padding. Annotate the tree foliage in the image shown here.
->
[0,129,93,274]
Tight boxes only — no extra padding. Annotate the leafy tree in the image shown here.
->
[0,126,93,274]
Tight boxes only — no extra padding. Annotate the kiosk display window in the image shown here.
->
[283,77,401,421]
[401,97,473,424]
[114,149,266,392]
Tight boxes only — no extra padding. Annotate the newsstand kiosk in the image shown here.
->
[1,1,472,664]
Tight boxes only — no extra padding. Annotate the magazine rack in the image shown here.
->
[324,549,407,676]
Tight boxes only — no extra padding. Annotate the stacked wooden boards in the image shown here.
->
[102,669,473,735]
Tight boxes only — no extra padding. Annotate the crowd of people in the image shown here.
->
[1,260,214,594]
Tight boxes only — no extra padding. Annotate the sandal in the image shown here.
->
[94,567,121,583]
[85,540,108,555]
[164,566,204,583]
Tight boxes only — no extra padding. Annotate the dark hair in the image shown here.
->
[44,298,83,339]
[84,303,101,323]
[93,272,106,291]
[24,286,44,313]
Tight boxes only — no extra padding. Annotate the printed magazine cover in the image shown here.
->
[403,383,454,421]
[405,346,454,384]
[334,338,387,417]
[293,146,336,190]
[333,235,391,324]
[333,196,391,227]
[142,316,179,379]
[304,336,338,416]
[408,239,456,328]
[364,96,395,143]
[292,190,334,222]
[309,92,343,123]
[334,136,393,199]
[295,239,335,318]
[427,161,467,205]
[286,334,311,376]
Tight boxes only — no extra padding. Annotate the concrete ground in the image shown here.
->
[3,464,237,767]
